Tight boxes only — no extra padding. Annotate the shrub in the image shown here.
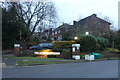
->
[107,48,120,52]
[78,35,97,52]
[61,48,72,59]
[17,50,38,57]
[52,41,75,59]
[96,37,109,50]
[80,53,90,59]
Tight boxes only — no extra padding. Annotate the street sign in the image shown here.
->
[14,44,20,47]
[34,52,60,55]
[72,44,80,47]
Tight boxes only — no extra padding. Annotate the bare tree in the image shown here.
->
[37,2,58,30]
[6,1,58,40]
[97,14,115,30]
[47,2,58,28]
[103,16,114,29]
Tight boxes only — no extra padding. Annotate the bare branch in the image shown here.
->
[3,1,58,40]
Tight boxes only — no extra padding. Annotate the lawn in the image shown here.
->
[3,56,81,66]
[16,60,80,66]
[16,57,119,66]
[3,51,120,67]
[3,56,65,60]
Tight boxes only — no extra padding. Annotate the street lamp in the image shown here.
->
[74,37,78,40]
[85,32,89,35]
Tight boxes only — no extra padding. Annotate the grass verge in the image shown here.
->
[3,56,65,60]
[95,57,119,61]
[16,57,119,66]
[16,60,80,66]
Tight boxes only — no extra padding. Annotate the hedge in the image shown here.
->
[52,41,76,49]
[17,50,38,57]
[52,41,76,59]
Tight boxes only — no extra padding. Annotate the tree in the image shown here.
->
[1,1,58,42]
[1,2,31,49]
[2,5,21,49]
[103,16,113,27]
[102,30,118,48]
[12,1,57,40]
[96,37,109,50]
[115,30,120,49]
[62,32,72,41]
[97,15,117,48]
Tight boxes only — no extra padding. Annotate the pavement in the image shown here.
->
[2,60,118,78]
[2,54,16,68]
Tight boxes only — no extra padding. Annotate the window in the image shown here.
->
[55,31,57,34]
[58,30,60,33]
[51,37,54,40]
[58,36,62,41]
[52,32,54,35]
[66,29,68,31]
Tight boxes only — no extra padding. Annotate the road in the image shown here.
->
[2,60,118,78]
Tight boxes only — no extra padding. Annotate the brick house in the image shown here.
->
[72,14,111,37]
[37,28,55,42]
[51,14,111,41]
[50,23,72,41]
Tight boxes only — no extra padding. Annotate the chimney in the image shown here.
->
[73,21,77,25]
[92,14,97,17]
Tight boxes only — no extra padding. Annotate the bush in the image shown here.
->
[61,48,72,59]
[18,50,38,57]
[78,35,97,52]
[107,48,120,52]
[52,41,75,59]
[80,53,90,59]
[52,41,76,49]
[96,37,109,50]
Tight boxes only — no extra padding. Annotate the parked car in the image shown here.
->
[29,43,52,50]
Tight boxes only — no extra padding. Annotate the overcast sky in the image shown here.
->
[53,0,119,30]
[1,0,119,29]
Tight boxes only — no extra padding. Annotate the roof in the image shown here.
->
[77,14,111,25]
[53,14,111,32]
[54,23,72,31]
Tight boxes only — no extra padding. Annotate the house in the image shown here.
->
[51,23,72,41]
[72,14,111,37]
[51,14,111,41]
[38,28,55,42]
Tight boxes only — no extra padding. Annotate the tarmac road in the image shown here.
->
[2,60,118,78]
